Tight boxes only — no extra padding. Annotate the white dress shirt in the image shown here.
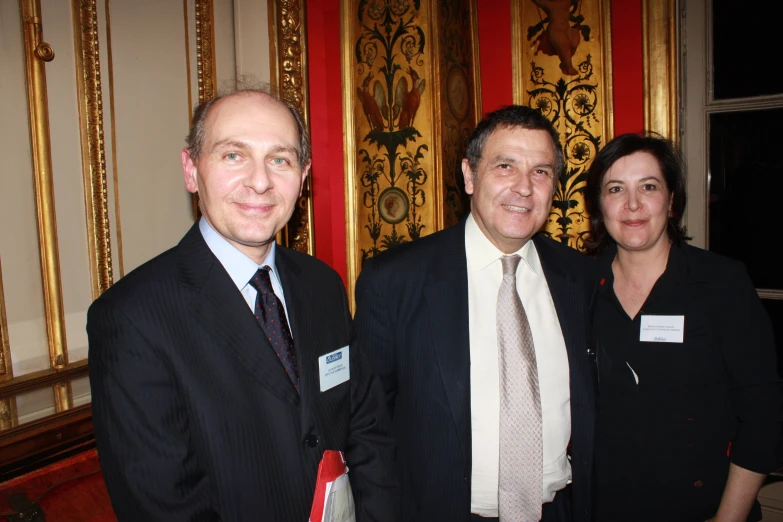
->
[466,214,571,516]
[199,217,292,332]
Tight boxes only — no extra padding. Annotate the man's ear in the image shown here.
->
[182,148,198,194]
[298,160,312,197]
[462,158,475,196]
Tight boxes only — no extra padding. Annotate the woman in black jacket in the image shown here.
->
[585,133,782,522]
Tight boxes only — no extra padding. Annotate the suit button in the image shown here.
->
[693,480,704,488]
[305,434,319,447]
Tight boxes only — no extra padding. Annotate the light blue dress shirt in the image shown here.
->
[198,217,292,333]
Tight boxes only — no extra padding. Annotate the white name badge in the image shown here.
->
[319,346,350,392]
[640,315,685,343]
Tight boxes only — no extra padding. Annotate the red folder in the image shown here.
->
[309,450,355,522]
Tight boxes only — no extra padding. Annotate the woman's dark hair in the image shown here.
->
[584,132,687,254]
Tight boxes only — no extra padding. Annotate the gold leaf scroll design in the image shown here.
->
[437,0,479,228]
[0,260,11,381]
[195,0,217,104]
[271,0,314,255]
[352,0,434,268]
[74,0,113,299]
[512,0,613,251]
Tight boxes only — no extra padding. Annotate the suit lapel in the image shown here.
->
[274,248,319,432]
[424,221,471,472]
[178,226,300,408]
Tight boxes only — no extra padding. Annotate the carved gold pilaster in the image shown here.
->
[0,260,11,382]
[73,0,114,300]
[195,0,218,103]
[0,398,18,432]
[22,0,68,369]
[642,0,678,140]
[54,381,74,413]
[269,0,315,255]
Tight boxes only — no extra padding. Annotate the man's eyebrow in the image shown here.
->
[490,155,518,164]
[531,162,555,170]
[267,144,299,156]
[211,139,251,151]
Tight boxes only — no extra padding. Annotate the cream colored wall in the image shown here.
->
[0,0,270,398]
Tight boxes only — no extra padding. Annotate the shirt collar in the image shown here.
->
[465,213,540,274]
[199,217,279,291]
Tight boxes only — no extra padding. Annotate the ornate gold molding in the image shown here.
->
[0,260,11,382]
[73,0,113,300]
[22,0,68,369]
[268,0,315,256]
[642,0,677,140]
[195,0,218,103]
[341,0,358,303]
[105,0,125,278]
[54,381,73,413]
[0,398,18,432]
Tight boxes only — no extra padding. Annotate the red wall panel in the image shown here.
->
[307,0,347,282]
[476,0,513,115]
[610,0,644,136]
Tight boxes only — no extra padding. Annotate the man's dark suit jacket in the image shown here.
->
[354,217,597,522]
[88,224,397,521]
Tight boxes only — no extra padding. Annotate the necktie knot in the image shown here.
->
[249,266,274,295]
[500,254,521,281]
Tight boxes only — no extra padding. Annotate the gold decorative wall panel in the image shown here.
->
[642,0,677,141]
[343,0,479,298]
[22,0,68,369]
[512,0,613,251]
[269,0,315,255]
[73,0,114,300]
[433,0,481,228]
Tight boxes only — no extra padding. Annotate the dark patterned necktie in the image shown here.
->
[249,267,299,391]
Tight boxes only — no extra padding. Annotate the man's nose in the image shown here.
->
[246,162,273,192]
[509,172,532,196]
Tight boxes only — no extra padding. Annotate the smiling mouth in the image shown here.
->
[502,204,530,213]
[622,220,647,227]
[235,202,275,212]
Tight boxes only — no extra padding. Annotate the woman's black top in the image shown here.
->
[593,242,782,522]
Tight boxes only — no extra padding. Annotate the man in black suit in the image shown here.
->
[355,106,596,522]
[88,89,397,521]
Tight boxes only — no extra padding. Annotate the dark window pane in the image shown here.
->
[761,299,783,380]
[712,2,782,99]
[708,109,783,290]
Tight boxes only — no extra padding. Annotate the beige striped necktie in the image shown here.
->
[497,254,542,522]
